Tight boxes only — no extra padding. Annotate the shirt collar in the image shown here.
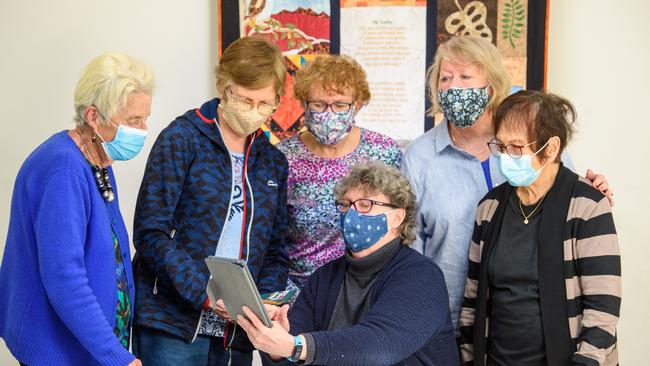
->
[434,118,454,154]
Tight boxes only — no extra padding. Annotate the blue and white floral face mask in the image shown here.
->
[340,208,394,253]
[437,86,490,128]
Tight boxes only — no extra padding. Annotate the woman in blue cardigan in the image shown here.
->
[238,163,458,365]
[0,52,155,366]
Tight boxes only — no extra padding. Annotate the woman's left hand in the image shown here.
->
[586,169,615,207]
[237,306,294,358]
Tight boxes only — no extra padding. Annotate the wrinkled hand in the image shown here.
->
[213,299,232,322]
[237,306,294,359]
[586,169,614,207]
[128,359,142,366]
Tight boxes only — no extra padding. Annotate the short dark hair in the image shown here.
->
[494,90,576,162]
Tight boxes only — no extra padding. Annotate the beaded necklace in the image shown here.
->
[76,129,114,202]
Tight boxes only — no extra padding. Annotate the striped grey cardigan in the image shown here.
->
[459,166,620,366]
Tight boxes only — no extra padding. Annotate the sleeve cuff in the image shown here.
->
[303,333,317,365]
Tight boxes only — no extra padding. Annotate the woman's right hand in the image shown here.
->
[128,359,142,366]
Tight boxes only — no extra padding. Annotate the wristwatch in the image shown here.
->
[287,335,304,362]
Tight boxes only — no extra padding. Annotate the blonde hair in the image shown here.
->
[215,37,287,98]
[427,36,511,116]
[335,163,417,245]
[74,52,155,126]
[293,55,371,105]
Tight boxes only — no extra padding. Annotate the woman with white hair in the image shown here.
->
[0,52,154,366]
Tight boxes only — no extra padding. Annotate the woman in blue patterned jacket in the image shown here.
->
[131,37,289,366]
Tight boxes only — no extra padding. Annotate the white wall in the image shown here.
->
[0,0,218,364]
[1,0,648,364]
[547,1,650,364]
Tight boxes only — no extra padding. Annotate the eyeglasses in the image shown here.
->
[306,100,354,114]
[226,87,279,115]
[487,138,538,159]
[96,108,147,129]
[335,198,398,214]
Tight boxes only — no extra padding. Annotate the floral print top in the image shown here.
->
[277,128,402,289]
[112,231,131,348]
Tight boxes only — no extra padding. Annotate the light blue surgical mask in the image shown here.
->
[340,208,393,253]
[497,139,551,187]
[98,121,147,161]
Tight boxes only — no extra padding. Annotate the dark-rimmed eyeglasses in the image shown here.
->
[225,86,279,114]
[335,199,398,214]
[306,100,354,114]
[487,138,538,159]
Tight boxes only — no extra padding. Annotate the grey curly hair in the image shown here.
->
[334,162,417,245]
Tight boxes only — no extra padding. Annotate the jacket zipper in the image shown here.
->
[191,119,237,343]
[153,228,176,295]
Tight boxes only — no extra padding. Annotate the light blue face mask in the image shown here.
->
[98,121,147,161]
[497,139,551,187]
[340,208,393,253]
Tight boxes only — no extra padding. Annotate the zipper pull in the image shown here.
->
[153,277,158,295]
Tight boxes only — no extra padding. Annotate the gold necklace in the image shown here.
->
[518,192,547,224]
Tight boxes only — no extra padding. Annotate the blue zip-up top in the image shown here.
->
[132,98,289,341]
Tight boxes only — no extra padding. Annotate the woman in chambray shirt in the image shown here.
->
[401,36,613,333]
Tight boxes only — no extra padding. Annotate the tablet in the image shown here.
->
[204,256,272,328]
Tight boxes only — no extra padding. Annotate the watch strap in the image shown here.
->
[288,335,304,362]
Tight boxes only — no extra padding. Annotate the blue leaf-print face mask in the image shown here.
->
[437,86,490,128]
[340,208,393,253]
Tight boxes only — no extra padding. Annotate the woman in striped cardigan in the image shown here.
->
[459,90,620,366]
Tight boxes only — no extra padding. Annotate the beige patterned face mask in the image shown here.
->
[219,97,275,136]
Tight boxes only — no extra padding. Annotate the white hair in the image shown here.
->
[74,52,155,126]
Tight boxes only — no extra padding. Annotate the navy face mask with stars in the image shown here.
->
[340,209,393,253]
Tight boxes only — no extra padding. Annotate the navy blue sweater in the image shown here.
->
[0,131,135,366]
[267,245,458,365]
[133,98,289,341]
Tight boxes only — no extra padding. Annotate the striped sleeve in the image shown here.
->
[459,198,498,364]
[568,183,621,366]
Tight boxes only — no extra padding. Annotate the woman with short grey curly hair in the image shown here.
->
[238,163,458,365]
[334,162,417,245]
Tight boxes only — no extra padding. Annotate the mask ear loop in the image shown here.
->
[531,139,553,172]
[93,109,119,144]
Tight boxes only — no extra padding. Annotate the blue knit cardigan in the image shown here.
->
[0,131,135,366]
[265,244,459,365]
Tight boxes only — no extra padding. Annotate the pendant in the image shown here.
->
[524,218,529,224]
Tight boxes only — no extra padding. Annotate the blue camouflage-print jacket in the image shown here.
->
[132,98,289,341]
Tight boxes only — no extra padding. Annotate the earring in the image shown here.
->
[92,133,97,143]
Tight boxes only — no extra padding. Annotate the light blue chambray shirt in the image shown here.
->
[402,120,573,331]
